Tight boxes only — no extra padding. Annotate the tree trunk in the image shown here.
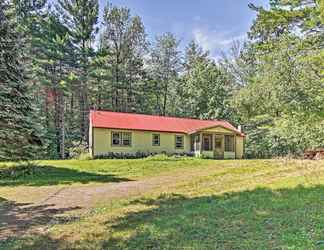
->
[79,83,89,144]
[79,40,90,145]
[162,81,168,116]
[55,88,65,159]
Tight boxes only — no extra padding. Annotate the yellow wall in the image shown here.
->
[202,127,235,134]
[91,127,244,159]
[235,136,244,159]
[92,128,190,156]
[224,152,236,159]
[89,118,93,156]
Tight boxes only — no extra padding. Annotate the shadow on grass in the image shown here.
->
[2,185,324,249]
[0,164,132,187]
[0,197,80,249]
[102,185,324,249]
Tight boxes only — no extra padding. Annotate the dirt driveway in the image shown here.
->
[0,167,214,241]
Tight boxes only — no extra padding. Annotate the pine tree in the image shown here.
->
[0,1,42,161]
[56,0,99,144]
[88,37,112,110]
[149,33,182,115]
[31,12,75,159]
[180,41,233,119]
[103,4,148,113]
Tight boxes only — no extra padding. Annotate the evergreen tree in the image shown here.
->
[0,1,42,161]
[88,36,112,110]
[56,0,99,144]
[103,3,148,112]
[179,41,233,119]
[31,12,76,159]
[149,33,182,115]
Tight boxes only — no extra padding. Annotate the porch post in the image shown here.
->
[200,133,203,154]
[234,135,237,159]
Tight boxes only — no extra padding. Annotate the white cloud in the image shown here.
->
[192,27,246,59]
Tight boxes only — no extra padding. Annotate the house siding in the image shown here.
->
[235,136,244,159]
[202,127,236,134]
[92,128,190,156]
[91,126,244,159]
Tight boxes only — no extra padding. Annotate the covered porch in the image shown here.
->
[190,132,238,159]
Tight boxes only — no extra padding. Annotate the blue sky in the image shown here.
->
[99,0,269,58]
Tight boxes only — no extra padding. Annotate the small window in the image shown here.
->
[112,132,121,145]
[152,134,160,146]
[122,132,132,146]
[111,132,132,147]
[203,134,212,151]
[224,135,234,152]
[175,135,184,149]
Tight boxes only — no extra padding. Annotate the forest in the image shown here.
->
[1,0,323,160]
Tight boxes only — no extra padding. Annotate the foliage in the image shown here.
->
[94,152,194,159]
[56,0,99,143]
[1,0,323,159]
[148,32,182,115]
[0,1,44,161]
[179,41,234,119]
[227,0,324,157]
[103,3,148,113]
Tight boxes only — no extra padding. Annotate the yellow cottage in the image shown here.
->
[89,110,245,159]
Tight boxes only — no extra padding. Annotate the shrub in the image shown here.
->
[78,152,92,160]
[69,143,90,160]
[94,152,194,160]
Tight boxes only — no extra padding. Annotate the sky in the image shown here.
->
[99,0,269,59]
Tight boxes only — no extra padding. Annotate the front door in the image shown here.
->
[214,135,224,159]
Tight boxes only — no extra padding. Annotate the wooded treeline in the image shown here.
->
[1,0,323,160]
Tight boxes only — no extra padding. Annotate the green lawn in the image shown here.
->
[0,155,206,186]
[1,158,324,249]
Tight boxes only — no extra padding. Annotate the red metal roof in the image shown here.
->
[90,110,245,136]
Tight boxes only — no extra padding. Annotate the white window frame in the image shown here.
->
[152,134,160,146]
[175,135,184,149]
[111,131,132,147]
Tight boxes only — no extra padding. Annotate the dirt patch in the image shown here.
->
[36,169,213,209]
[0,199,80,241]
[0,167,217,241]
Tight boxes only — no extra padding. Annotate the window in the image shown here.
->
[224,135,234,152]
[203,134,212,151]
[112,132,120,145]
[190,135,195,151]
[175,135,184,149]
[122,132,132,146]
[215,137,222,149]
[152,134,160,146]
[111,132,132,147]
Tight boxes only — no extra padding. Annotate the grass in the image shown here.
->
[0,156,203,186]
[1,158,324,249]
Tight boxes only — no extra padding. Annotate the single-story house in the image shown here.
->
[89,110,245,159]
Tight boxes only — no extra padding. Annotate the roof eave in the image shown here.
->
[92,126,188,134]
[188,125,245,137]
